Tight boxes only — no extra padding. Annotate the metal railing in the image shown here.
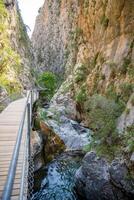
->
[2,90,38,200]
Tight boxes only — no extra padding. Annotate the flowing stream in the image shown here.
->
[33,151,84,200]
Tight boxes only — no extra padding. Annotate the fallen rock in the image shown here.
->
[40,121,66,163]
[109,160,134,199]
[75,152,134,200]
[75,152,115,200]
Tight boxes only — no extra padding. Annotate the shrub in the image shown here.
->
[119,83,134,103]
[37,72,56,100]
[84,94,124,159]
[101,74,105,80]
[74,64,88,83]
[75,86,87,103]
[123,125,134,153]
[125,108,130,115]
[105,85,119,102]
[100,14,109,28]
[84,0,89,8]
[131,96,134,106]
[85,94,124,141]
[120,58,131,75]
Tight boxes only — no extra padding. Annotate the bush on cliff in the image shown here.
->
[37,71,56,101]
[84,94,125,158]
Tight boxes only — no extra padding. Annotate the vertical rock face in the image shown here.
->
[32,0,134,75]
[32,0,134,162]
[0,0,34,96]
[32,0,79,75]
[32,0,134,132]
[6,1,34,88]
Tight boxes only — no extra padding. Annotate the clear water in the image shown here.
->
[32,152,83,200]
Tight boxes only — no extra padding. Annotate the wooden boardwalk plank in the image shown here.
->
[0,98,27,199]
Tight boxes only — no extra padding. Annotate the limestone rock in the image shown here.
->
[130,152,134,163]
[40,121,66,163]
[31,131,44,171]
[75,152,134,200]
[75,152,115,200]
[117,93,134,133]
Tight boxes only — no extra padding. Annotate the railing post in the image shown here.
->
[30,91,33,120]
[27,103,31,157]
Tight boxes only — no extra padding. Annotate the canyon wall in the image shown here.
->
[32,0,134,159]
[0,0,34,107]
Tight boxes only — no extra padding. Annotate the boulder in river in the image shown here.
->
[40,121,66,163]
[75,152,134,200]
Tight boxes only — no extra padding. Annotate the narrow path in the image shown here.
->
[0,98,27,200]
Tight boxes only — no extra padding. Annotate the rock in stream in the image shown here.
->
[75,152,134,200]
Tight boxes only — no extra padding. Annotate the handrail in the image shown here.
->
[2,90,37,200]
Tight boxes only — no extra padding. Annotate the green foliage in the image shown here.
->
[75,27,83,38]
[38,108,48,120]
[100,14,109,28]
[123,125,134,153]
[0,0,23,95]
[105,85,118,101]
[17,10,29,49]
[125,108,130,115]
[84,0,89,8]
[75,86,87,103]
[92,52,99,67]
[85,94,124,141]
[64,48,70,60]
[131,96,134,106]
[0,74,22,94]
[0,0,7,19]
[119,83,134,103]
[74,63,88,83]
[37,72,57,100]
[120,58,131,75]
[84,94,125,159]
[0,0,21,74]
[70,27,83,41]
[85,94,121,132]
[101,74,105,80]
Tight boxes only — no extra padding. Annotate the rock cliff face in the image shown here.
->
[7,1,34,89]
[32,0,75,75]
[32,0,134,174]
[0,0,34,101]
[32,0,134,129]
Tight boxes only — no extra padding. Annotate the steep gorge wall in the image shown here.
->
[32,0,134,159]
[32,0,76,76]
[0,0,34,100]
[32,0,134,127]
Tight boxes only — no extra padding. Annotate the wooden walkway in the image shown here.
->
[0,98,27,200]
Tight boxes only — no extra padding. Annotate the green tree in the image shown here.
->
[37,72,56,100]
